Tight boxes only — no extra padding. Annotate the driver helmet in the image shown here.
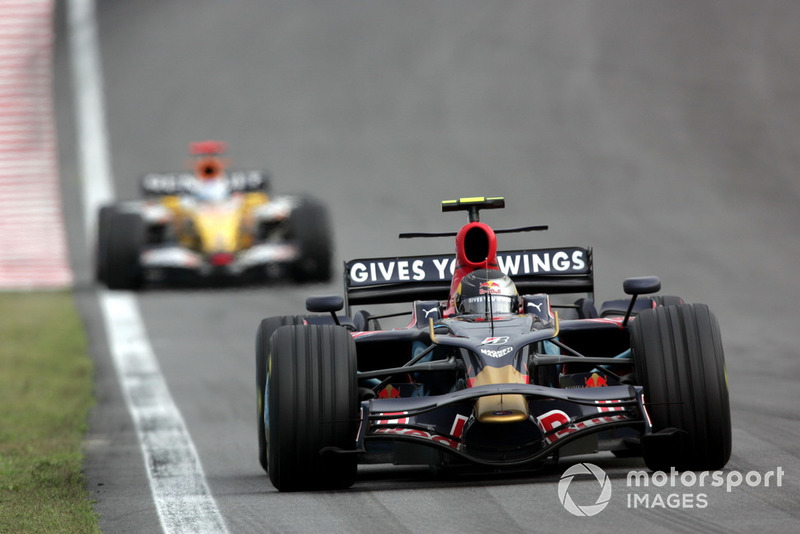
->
[455,269,519,315]
[194,178,229,203]
[190,143,230,202]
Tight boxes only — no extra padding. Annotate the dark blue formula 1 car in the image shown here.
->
[255,197,731,491]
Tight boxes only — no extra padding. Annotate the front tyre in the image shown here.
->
[255,315,305,473]
[631,303,731,471]
[266,324,358,491]
[105,211,145,290]
[95,204,117,283]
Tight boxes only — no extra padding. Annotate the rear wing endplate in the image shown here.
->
[344,247,593,308]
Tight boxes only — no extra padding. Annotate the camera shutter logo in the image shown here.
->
[558,463,612,516]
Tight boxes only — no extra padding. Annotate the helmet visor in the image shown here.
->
[460,295,517,315]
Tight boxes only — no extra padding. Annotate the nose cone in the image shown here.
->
[193,207,241,254]
[475,394,528,423]
[471,365,529,423]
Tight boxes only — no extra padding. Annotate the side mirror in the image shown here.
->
[621,276,661,327]
[623,276,661,296]
[306,295,344,313]
[306,295,345,326]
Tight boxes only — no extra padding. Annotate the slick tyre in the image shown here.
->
[256,315,306,473]
[653,295,684,307]
[266,324,358,491]
[631,303,731,471]
[95,204,117,283]
[287,197,333,283]
[105,211,145,290]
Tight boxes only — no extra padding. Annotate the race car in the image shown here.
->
[255,196,731,491]
[96,141,332,289]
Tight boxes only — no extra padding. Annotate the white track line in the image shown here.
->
[99,293,228,534]
[66,0,228,532]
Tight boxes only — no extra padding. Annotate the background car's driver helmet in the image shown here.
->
[455,269,520,315]
[194,178,229,203]
[190,141,231,202]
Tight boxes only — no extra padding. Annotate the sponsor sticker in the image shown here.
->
[140,170,268,195]
[481,336,510,345]
[346,248,589,286]
[480,346,514,358]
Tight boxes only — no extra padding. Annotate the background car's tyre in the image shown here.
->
[266,324,358,491]
[287,197,333,283]
[631,303,731,471]
[255,315,306,473]
[95,204,118,283]
[105,211,145,290]
[653,295,684,307]
[353,310,381,332]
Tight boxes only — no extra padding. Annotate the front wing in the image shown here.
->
[353,384,649,466]
[139,243,299,276]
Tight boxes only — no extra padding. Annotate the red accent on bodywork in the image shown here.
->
[190,140,228,155]
[450,415,468,438]
[209,252,235,266]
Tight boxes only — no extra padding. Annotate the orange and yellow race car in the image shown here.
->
[96,141,332,289]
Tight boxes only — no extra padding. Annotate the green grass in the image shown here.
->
[0,291,100,533]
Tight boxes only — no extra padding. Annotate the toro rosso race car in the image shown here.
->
[255,197,731,491]
[96,141,332,289]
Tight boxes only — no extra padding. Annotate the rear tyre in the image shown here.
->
[266,324,358,491]
[255,315,305,473]
[353,310,380,332]
[287,197,333,283]
[105,211,145,290]
[631,304,731,471]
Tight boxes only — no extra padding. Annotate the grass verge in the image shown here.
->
[0,291,100,533]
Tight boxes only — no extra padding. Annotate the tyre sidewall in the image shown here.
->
[255,315,305,472]
[631,303,731,470]
[105,211,145,289]
[266,324,358,491]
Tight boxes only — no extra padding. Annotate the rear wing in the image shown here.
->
[344,247,593,309]
[139,170,271,197]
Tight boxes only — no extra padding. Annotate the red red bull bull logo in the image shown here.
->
[585,373,608,388]
[378,385,401,399]
[479,280,501,294]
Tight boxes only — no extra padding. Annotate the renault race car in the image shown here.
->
[96,141,332,289]
[255,197,731,491]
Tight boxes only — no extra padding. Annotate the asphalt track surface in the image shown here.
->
[54,2,800,533]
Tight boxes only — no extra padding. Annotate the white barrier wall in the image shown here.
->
[0,0,72,288]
